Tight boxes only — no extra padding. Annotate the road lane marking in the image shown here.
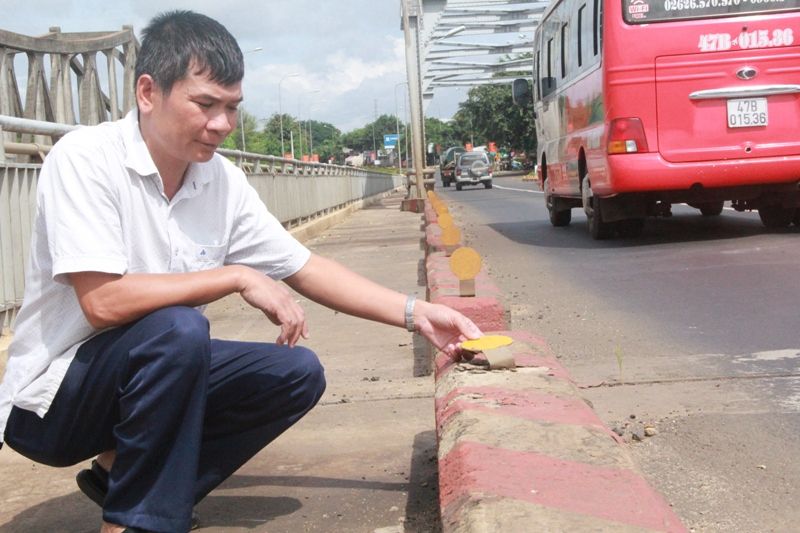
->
[484,193,754,216]
[492,184,543,194]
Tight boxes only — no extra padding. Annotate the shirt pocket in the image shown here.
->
[179,241,229,271]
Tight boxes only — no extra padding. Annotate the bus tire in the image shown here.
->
[456,183,463,191]
[758,204,794,228]
[699,201,724,216]
[550,207,572,227]
[588,196,613,239]
[545,179,571,227]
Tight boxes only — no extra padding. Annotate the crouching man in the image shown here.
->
[0,10,481,533]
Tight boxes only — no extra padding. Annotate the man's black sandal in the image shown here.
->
[75,460,108,507]
[76,460,199,530]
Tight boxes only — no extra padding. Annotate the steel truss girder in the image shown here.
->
[419,0,543,102]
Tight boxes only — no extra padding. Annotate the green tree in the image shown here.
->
[222,81,536,166]
[451,83,536,155]
[341,114,405,155]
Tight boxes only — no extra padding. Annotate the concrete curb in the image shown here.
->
[433,331,686,532]
[420,199,687,532]
[423,233,508,333]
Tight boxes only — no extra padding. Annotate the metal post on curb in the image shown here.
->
[401,0,426,201]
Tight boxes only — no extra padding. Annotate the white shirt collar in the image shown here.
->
[121,110,217,201]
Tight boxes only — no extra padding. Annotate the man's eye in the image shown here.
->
[196,102,213,109]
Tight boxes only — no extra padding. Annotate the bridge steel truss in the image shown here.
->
[419,0,545,103]
[0,27,138,137]
[400,1,544,197]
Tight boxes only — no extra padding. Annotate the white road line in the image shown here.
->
[485,193,753,215]
[492,184,543,194]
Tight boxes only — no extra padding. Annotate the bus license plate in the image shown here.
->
[727,97,767,128]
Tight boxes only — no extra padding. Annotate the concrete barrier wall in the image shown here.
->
[0,163,36,335]
[248,171,402,227]
[421,198,687,532]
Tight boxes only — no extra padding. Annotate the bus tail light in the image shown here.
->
[607,118,649,154]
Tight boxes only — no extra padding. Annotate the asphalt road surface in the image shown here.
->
[438,174,800,532]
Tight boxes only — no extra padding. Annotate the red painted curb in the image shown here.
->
[425,224,444,254]
[430,295,508,332]
[435,386,614,434]
[433,330,567,381]
[424,201,438,224]
[440,441,687,532]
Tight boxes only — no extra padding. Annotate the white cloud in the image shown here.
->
[1,2,468,132]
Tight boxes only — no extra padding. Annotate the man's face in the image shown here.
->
[143,67,242,164]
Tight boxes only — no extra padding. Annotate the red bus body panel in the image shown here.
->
[537,0,800,201]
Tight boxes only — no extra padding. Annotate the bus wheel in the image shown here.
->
[617,218,645,238]
[793,209,800,226]
[698,201,724,216]
[456,183,463,191]
[587,197,613,239]
[545,179,571,226]
[549,206,571,227]
[582,177,613,240]
[758,204,794,228]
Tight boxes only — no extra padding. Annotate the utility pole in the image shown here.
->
[372,98,378,163]
[401,0,426,199]
[394,82,406,170]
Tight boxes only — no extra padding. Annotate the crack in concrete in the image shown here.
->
[319,392,435,406]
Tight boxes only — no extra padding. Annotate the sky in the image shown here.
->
[2,0,470,132]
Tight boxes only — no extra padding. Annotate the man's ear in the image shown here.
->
[136,74,158,113]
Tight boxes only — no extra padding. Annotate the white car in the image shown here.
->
[454,151,493,190]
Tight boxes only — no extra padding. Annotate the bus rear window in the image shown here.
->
[623,0,800,24]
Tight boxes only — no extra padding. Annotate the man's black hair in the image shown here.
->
[135,10,244,93]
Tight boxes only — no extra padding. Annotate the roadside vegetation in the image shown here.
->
[223,83,536,165]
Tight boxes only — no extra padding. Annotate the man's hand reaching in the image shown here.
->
[412,300,483,360]
[236,266,309,346]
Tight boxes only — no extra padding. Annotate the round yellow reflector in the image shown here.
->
[461,335,513,352]
[449,246,481,280]
[441,226,461,246]
[438,213,454,229]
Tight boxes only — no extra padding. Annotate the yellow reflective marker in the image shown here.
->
[461,334,514,352]
[441,225,461,246]
[438,212,454,229]
[449,246,481,280]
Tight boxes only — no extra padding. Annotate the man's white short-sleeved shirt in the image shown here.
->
[0,111,311,442]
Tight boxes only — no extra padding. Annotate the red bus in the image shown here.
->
[516,0,800,238]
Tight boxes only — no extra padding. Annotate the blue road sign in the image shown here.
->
[383,134,399,149]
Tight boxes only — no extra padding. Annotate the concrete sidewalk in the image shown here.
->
[0,191,439,533]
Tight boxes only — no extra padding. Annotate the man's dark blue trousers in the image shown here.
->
[4,305,326,532]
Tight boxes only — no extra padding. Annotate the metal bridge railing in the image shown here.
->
[0,115,403,336]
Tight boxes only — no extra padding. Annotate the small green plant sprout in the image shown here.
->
[614,345,624,384]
